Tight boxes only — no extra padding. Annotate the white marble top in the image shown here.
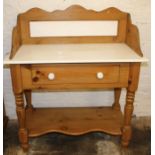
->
[4,43,148,64]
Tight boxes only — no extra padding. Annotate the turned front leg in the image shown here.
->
[15,93,28,151]
[121,90,135,146]
[24,90,34,112]
[121,63,141,146]
[112,88,121,111]
[10,65,29,151]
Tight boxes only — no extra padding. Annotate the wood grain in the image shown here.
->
[112,88,121,111]
[21,63,129,90]
[24,90,34,112]
[121,62,141,146]
[126,14,143,56]
[16,5,128,45]
[10,65,23,94]
[10,26,21,59]
[31,64,120,84]
[26,107,123,137]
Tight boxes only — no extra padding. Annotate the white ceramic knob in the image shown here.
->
[97,72,104,79]
[48,73,55,80]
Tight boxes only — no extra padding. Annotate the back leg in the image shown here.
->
[24,90,34,112]
[112,88,121,111]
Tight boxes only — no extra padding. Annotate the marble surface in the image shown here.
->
[4,43,147,64]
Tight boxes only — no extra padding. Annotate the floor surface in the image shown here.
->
[4,116,151,155]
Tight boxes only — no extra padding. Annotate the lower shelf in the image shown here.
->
[26,107,123,137]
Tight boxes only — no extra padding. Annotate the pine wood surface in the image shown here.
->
[21,63,129,90]
[26,107,123,137]
[18,6,127,45]
[31,64,120,84]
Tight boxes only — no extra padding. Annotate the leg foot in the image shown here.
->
[15,93,29,151]
[19,129,29,151]
[121,126,132,147]
[122,91,135,147]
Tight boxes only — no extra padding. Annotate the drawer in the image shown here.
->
[31,64,120,85]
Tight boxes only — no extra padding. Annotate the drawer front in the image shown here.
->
[31,64,120,85]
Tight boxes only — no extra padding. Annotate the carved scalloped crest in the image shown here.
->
[21,5,126,15]
[18,5,127,20]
